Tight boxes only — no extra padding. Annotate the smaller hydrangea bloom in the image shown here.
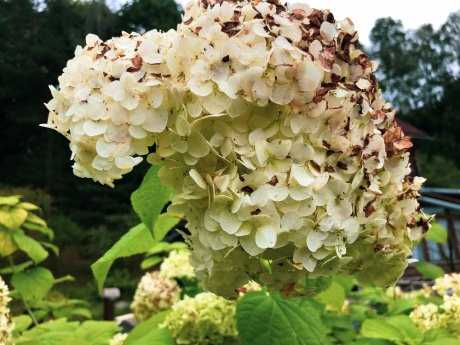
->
[411,294,460,336]
[433,273,460,297]
[162,292,237,345]
[0,277,13,345]
[160,250,196,280]
[131,271,181,322]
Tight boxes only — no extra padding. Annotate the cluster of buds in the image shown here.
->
[45,0,429,296]
[410,295,460,336]
[162,292,237,345]
[131,271,181,322]
[433,273,460,297]
[160,249,196,280]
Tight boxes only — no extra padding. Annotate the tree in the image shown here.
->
[118,0,182,33]
[369,11,460,187]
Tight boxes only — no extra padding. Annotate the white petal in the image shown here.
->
[217,210,242,235]
[320,21,337,41]
[291,164,315,187]
[102,80,125,101]
[96,138,117,158]
[297,60,324,92]
[83,120,107,136]
[115,156,141,170]
[255,224,277,249]
[343,218,360,244]
[189,169,207,189]
[240,235,265,256]
[307,230,327,252]
[143,108,169,133]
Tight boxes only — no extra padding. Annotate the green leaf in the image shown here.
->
[125,311,170,345]
[0,261,33,274]
[361,318,403,342]
[153,213,181,241]
[18,202,40,211]
[131,165,173,231]
[22,221,54,239]
[0,195,21,206]
[91,223,156,292]
[12,315,33,334]
[415,262,445,279]
[425,223,448,244]
[25,213,47,227]
[0,207,28,229]
[12,229,48,263]
[146,242,187,255]
[236,292,327,345]
[0,230,18,256]
[126,327,174,345]
[315,281,345,310]
[41,241,59,256]
[140,255,163,270]
[11,267,54,303]
[74,321,119,345]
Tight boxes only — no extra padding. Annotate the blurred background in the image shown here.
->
[1,0,459,315]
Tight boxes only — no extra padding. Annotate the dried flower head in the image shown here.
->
[162,292,237,345]
[45,0,429,296]
[131,271,181,322]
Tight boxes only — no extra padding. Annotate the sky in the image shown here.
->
[112,0,460,45]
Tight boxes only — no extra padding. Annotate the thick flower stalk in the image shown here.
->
[0,277,13,345]
[162,292,237,345]
[160,249,196,280]
[131,271,181,322]
[45,0,429,296]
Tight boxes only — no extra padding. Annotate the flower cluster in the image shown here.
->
[410,295,460,336]
[162,292,237,345]
[433,273,460,297]
[160,249,196,280]
[131,271,181,322]
[46,0,429,295]
[0,277,13,345]
[109,333,127,345]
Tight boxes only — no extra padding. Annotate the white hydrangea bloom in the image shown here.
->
[160,250,196,280]
[109,333,127,345]
[0,277,13,345]
[46,0,429,296]
[131,271,181,322]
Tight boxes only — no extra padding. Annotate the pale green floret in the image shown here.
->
[163,292,237,345]
[160,249,196,280]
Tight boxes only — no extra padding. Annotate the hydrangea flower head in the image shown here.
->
[0,277,13,345]
[160,249,196,280]
[131,271,181,322]
[45,0,429,296]
[162,292,237,345]
[433,273,460,297]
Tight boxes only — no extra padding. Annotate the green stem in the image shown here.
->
[8,256,38,326]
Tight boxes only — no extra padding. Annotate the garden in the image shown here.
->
[1,0,460,344]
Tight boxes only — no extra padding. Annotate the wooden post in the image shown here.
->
[102,288,121,321]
